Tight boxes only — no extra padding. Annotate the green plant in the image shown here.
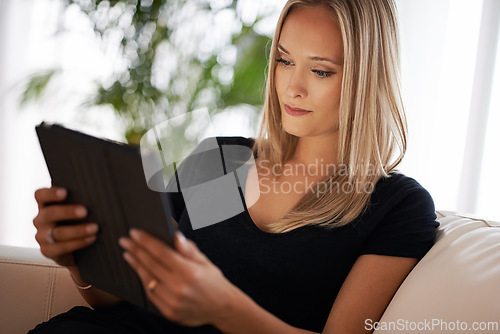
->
[21,0,272,146]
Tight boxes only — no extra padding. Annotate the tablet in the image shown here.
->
[36,122,177,313]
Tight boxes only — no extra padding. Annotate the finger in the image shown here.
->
[174,231,208,264]
[128,229,188,270]
[34,204,88,229]
[36,223,97,247]
[51,223,99,243]
[40,236,96,259]
[119,236,174,278]
[35,187,67,209]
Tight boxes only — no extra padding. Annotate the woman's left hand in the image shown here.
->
[119,230,239,327]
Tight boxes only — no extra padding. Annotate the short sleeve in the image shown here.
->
[361,187,439,259]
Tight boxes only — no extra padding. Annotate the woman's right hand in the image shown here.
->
[33,187,99,268]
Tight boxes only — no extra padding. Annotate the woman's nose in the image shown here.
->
[286,70,307,98]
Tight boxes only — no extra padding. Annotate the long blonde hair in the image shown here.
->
[255,0,407,232]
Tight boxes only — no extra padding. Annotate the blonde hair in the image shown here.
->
[255,0,407,232]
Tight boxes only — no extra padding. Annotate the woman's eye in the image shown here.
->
[312,69,333,78]
[275,58,292,66]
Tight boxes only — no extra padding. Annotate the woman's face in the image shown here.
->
[275,5,344,140]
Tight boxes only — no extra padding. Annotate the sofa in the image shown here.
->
[1,211,499,334]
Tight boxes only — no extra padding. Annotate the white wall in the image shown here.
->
[396,0,500,219]
[0,0,122,247]
[0,0,49,248]
[397,0,464,210]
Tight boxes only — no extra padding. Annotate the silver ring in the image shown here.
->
[46,227,56,244]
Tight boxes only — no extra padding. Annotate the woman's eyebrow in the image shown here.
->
[277,43,343,66]
[309,55,343,66]
[277,44,290,55]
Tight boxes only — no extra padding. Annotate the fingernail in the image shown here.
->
[119,237,131,249]
[85,236,96,243]
[130,229,141,240]
[176,231,187,246]
[56,188,67,198]
[75,207,87,218]
[86,223,98,234]
[123,252,134,263]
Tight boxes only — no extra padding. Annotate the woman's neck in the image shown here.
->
[288,134,339,174]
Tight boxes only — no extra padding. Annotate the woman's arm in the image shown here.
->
[66,265,121,308]
[210,287,318,334]
[216,254,417,334]
[322,254,418,333]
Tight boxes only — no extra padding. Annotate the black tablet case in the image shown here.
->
[36,122,177,313]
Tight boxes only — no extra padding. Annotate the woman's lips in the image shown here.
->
[284,104,312,117]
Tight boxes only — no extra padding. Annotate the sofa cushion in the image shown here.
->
[0,245,88,334]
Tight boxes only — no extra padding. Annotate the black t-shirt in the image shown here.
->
[167,137,439,333]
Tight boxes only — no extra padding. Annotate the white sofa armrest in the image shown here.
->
[374,211,500,333]
[0,245,89,334]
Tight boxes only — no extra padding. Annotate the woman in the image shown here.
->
[31,0,438,333]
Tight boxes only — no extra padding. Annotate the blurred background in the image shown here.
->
[0,0,498,247]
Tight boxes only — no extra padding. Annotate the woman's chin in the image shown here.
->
[282,123,309,138]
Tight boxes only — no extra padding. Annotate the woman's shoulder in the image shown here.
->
[213,136,255,148]
[357,172,439,259]
[361,171,438,228]
[191,136,255,155]
[372,172,433,207]
[175,136,255,186]
[375,171,427,191]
